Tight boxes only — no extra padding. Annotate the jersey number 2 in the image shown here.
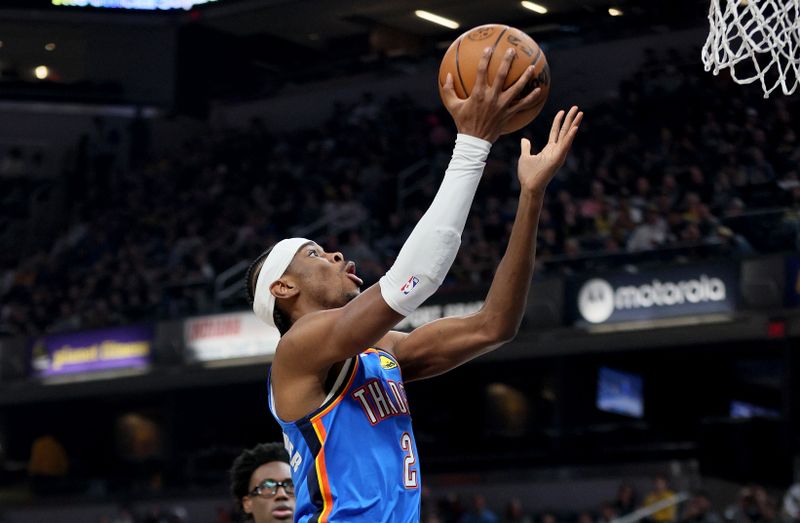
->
[400,432,418,488]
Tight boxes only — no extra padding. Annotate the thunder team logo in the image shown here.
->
[379,355,398,370]
[400,276,420,295]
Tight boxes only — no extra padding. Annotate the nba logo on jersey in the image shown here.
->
[400,276,419,295]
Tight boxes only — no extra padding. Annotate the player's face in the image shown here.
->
[292,242,363,308]
[243,462,295,523]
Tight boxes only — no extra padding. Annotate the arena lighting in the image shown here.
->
[45,42,56,51]
[521,1,549,14]
[51,0,218,10]
[34,65,49,80]
[415,10,460,29]
[608,7,624,16]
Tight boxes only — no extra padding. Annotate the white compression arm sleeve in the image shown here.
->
[379,133,491,316]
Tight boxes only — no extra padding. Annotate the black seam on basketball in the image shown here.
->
[490,27,509,89]
[455,37,468,96]
[530,46,543,68]
[492,26,509,51]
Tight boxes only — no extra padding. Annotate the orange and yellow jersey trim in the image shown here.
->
[268,348,420,523]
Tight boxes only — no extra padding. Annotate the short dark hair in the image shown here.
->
[229,442,291,516]
[245,247,292,335]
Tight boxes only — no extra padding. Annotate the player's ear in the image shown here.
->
[270,277,299,300]
[242,495,253,514]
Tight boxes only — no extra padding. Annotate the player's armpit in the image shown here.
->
[390,310,511,382]
[276,284,404,374]
[270,285,404,421]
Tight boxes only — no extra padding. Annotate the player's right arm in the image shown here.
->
[272,48,543,412]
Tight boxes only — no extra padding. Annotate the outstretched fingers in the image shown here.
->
[492,48,517,97]
[553,110,583,162]
[549,110,565,143]
[570,109,584,130]
[504,65,535,102]
[511,85,542,114]
[559,106,580,140]
[471,47,493,96]
[441,73,461,108]
[560,111,583,151]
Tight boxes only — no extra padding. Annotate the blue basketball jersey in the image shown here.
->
[268,348,421,523]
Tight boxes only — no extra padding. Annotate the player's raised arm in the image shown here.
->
[390,106,583,382]
[261,48,543,376]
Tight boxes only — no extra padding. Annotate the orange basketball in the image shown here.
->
[438,24,550,134]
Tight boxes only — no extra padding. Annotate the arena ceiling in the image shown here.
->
[0,0,709,97]
[202,0,616,42]
[198,0,707,48]
[0,0,708,47]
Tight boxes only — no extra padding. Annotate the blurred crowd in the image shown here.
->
[80,476,800,523]
[1,48,799,336]
[419,476,800,523]
[10,433,800,522]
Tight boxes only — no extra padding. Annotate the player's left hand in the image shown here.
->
[517,106,582,197]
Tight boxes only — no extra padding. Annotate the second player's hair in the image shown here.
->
[229,442,291,517]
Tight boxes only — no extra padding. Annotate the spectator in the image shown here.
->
[504,498,533,523]
[724,485,778,523]
[0,147,26,177]
[680,491,722,523]
[27,434,69,496]
[615,483,639,516]
[627,207,668,251]
[461,494,499,523]
[709,226,754,256]
[110,506,136,523]
[643,473,678,523]
[598,503,618,523]
[540,511,558,523]
[783,483,800,522]
[744,148,775,186]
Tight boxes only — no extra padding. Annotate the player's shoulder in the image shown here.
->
[272,308,341,370]
[279,308,340,347]
[373,330,407,357]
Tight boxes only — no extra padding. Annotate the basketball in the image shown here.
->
[438,24,551,134]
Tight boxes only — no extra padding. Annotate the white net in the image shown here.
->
[702,0,800,98]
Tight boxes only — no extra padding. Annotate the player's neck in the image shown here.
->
[288,297,329,324]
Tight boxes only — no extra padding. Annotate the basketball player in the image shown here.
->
[230,442,296,522]
[247,46,582,522]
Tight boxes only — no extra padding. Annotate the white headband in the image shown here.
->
[253,237,312,331]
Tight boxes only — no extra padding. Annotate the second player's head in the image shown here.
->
[230,442,295,523]
[246,238,363,335]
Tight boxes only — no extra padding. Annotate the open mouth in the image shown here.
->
[344,261,364,286]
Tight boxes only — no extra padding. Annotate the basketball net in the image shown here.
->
[702,0,800,98]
